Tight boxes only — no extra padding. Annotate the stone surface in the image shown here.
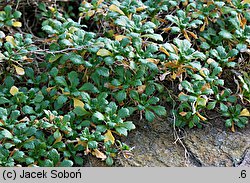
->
[86,116,250,167]
[238,150,250,167]
[115,117,250,167]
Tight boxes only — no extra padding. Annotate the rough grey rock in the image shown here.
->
[115,117,250,167]
[238,149,250,167]
[86,117,250,167]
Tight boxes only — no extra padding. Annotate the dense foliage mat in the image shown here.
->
[0,0,249,167]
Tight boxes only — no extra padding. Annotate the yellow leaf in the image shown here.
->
[171,44,179,54]
[162,27,171,32]
[182,0,188,6]
[12,21,22,28]
[196,112,207,121]
[200,23,206,32]
[128,13,132,20]
[10,86,19,96]
[136,6,147,12]
[183,30,191,42]
[76,138,87,148]
[207,58,216,64]
[6,36,16,46]
[199,68,209,77]
[86,10,95,17]
[159,46,170,56]
[231,123,235,133]
[240,108,250,117]
[171,72,177,80]
[53,135,62,145]
[73,98,84,108]
[109,4,125,15]
[48,7,56,13]
[13,65,25,75]
[243,0,250,4]
[146,58,159,64]
[115,35,127,41]
[97,49,112,57]
[179,112,187,116]
[137,85,146,94]
[104,130,115,144]
[97,0,104,5]
[187,31,198,39]
[93,149,107,160]
[46,87,55,93]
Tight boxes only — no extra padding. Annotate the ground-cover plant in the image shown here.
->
[0,0,249,167]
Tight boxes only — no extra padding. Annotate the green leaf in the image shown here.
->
[12,150,25,160]
[96,67,109,77]
[13,11,22,19]
[48,149,60,164]
[79,83,99,93]
[73,106,89,116]
[115,16,130,27]
[48,54,62,63]
[57,95,68,105]
[93,111,105,121]
[118,108,130,118]
[74,156,84,166]
[68,71,79,88]
[53,130,61,140]
[147,96,159,105]
[141,34,163,42]
[225,119,232,127]
[25,157,35,165]
[115,90,126,102]
[207,101,216,110]
[189,61,202,70]
[192,51,206,60]
[115,126,128,136]
[34,93,44,103]
[220,103,228,112]
[145,85,155,96]
[88,141,98,149]
[68,53,84,65]
[145,110,155,122]
[42,25,57,34]
[0,97,10,105]
[55,76,68,87]
[129,90,139,100]
[181,81,194,93]
[59,160,73,167]
[227,49,238,58]
[120,121,136,131]
[0,129,13,139]
[22,106,35,114]
[197,97,207,107]
[96,125,107,133]
[219,30,233,39]
[106,156,114,166]
[150,106,167,116]
[59,39,73,46]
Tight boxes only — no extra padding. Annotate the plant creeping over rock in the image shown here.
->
[0,0,249,166]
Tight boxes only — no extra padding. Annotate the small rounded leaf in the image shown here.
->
[73,98,84,108]
[12,21,22,27]
[97,49,112,57]
[240,109,250,117]
[13,65,25,75]
[104,130,115,144]
[109,4,125,15]
[10,86,19,96]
